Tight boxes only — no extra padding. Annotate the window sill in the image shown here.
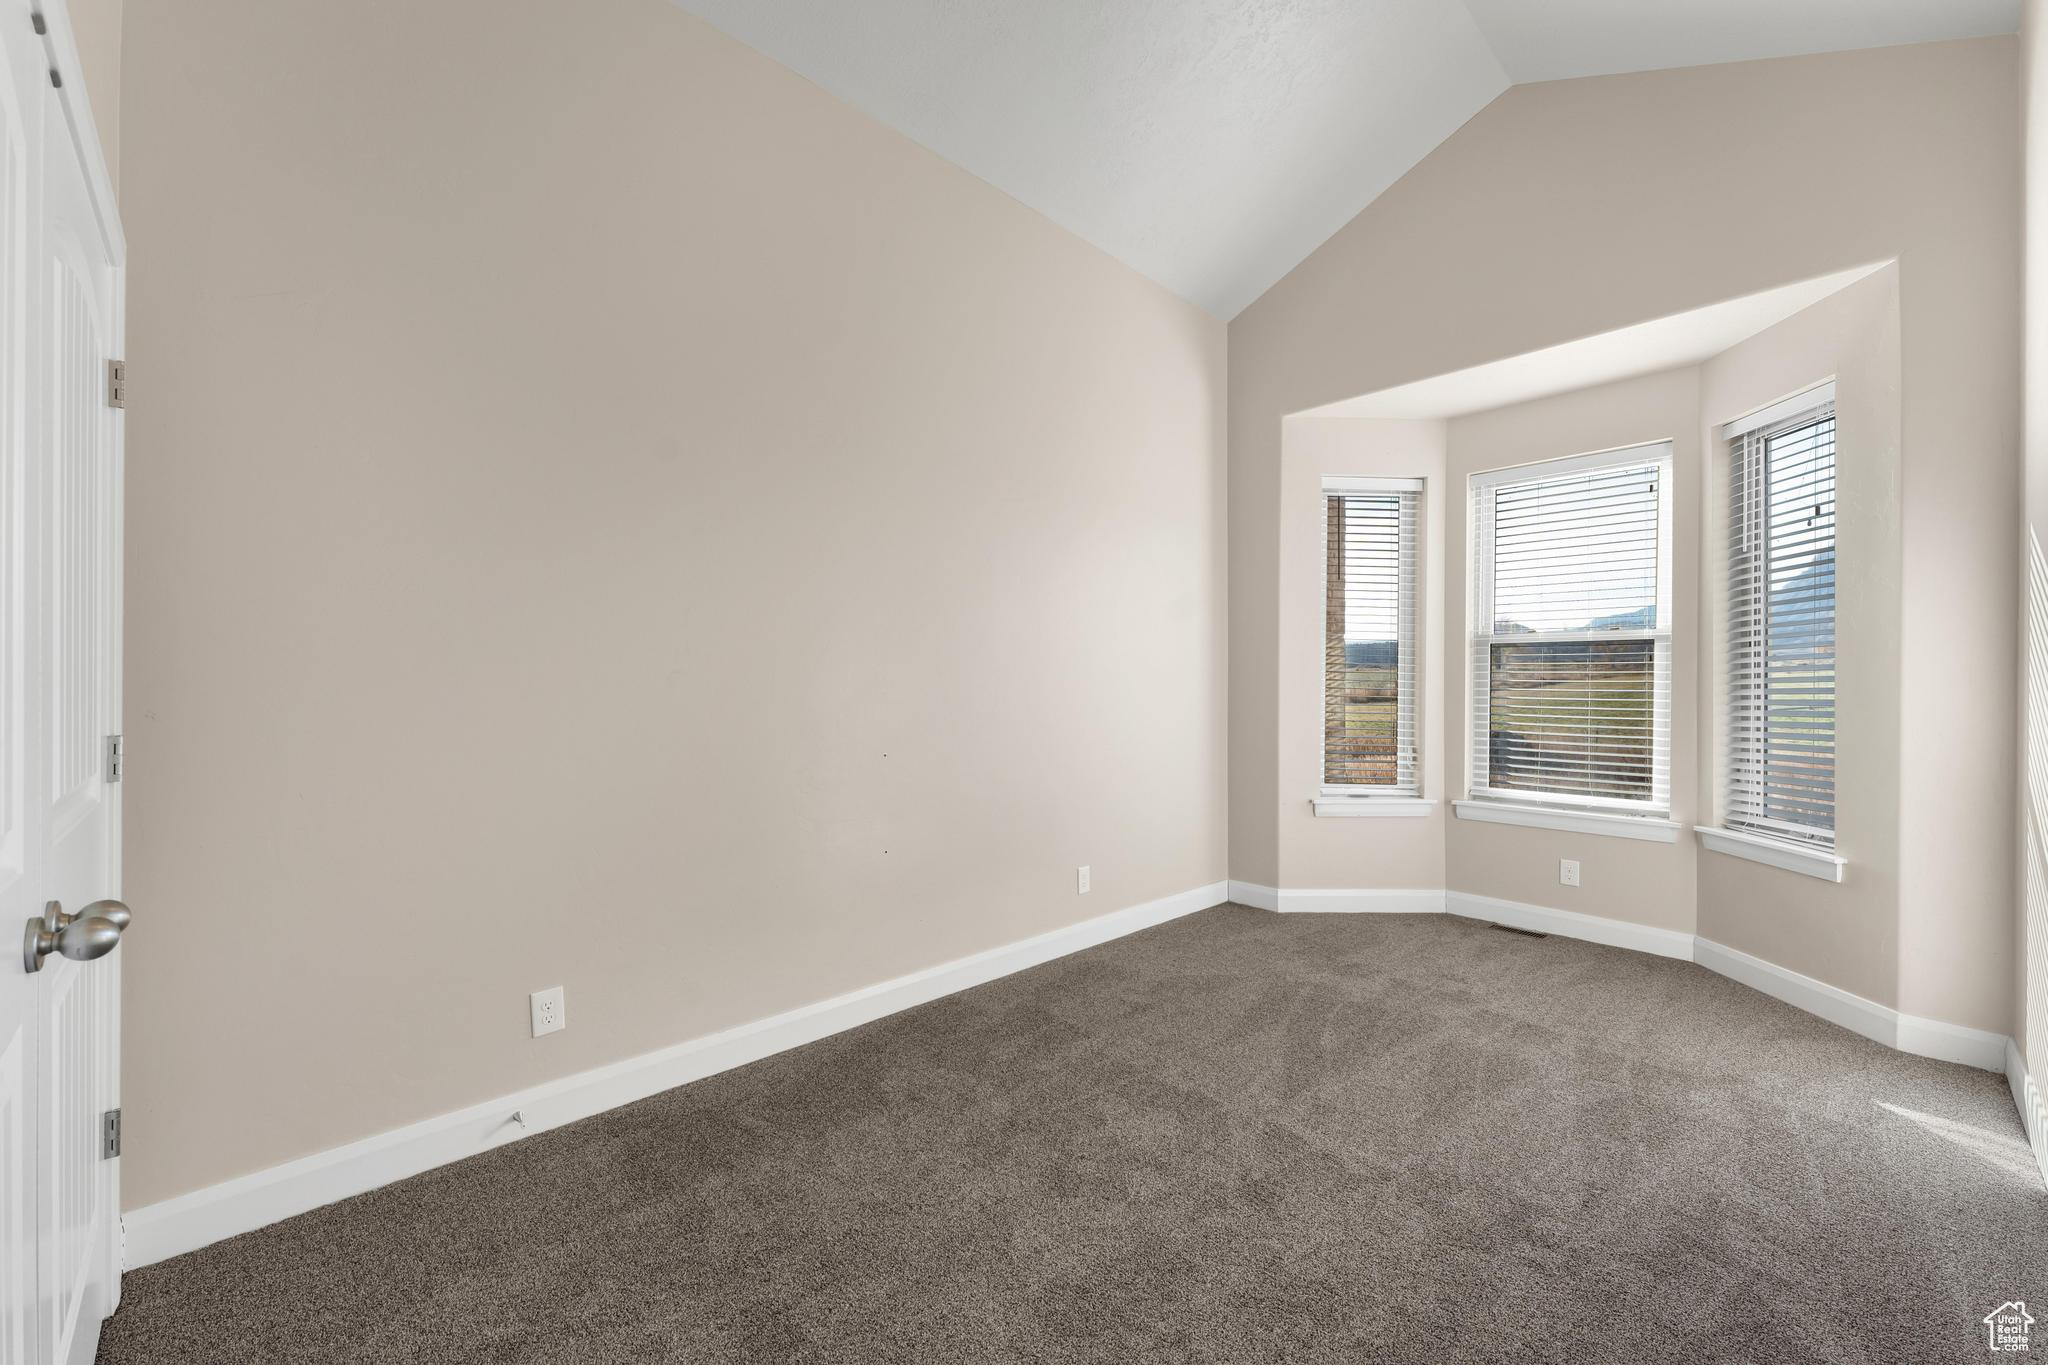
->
[1311,796,1437,819]
[1453,800,1679,843]
[1695,826,1844,883]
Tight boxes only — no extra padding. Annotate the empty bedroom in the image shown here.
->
[0,0,2043,1361]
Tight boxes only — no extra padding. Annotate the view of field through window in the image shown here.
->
[1477,458,1664,805]
[1323,490,1413,789]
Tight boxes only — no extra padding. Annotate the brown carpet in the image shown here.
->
[100,905,2047,1363]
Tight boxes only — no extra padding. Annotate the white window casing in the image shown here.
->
[1720,383,1837,851]
[1322,476,1421,801]
[1468,443,1673,818]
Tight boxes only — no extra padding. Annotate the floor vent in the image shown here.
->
[1488,923,1549,939]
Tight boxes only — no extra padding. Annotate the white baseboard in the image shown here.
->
[1228,881,1444,915]
[1273,887,1446,915]
[1689,936,2008,1071]
[1234,881,1685,953]
[1253,884,2011,1076]
[122,879,1229,1270]
[1895,1011,2011,1072]
[1690,936,1896,1049]
[126,875,2027,1266]
[1444,890,1694,960]
[2007,1038,2048,1189]
[1224,880,1278,912]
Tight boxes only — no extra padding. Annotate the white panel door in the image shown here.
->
[0,0,46,1359]
[36,36,119,1360]
[0,2,124,1363]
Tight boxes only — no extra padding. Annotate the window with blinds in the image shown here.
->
[1469,444,1672,813]
[1323,478,1420,794]
[1724,385,1836,846]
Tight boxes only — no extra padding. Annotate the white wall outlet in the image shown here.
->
[529,986,566,1038]
[1077,865,1091,894]
[1559,859,1581,888]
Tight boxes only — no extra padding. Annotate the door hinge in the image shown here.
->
[105,733,122,783]
[105,359,125,408]
[101,1108,120,1160]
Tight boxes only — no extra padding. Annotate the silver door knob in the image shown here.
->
[71,899,130,932]
[22,900,127,974]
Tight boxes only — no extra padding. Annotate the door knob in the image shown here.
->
[69,899,129,932]
[22,900,126,974]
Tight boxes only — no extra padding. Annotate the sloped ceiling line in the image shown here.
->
[667,0,2018,318]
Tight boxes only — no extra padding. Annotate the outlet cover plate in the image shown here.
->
[530,986,566,1038]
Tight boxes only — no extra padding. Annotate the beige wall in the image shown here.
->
[1276,413,1446,891]
[1697,270,1904,1006]
[64,0,118,192]
[1230,38,2020,1035]
[1442,368,1701,932]
[119,0,1226,1209]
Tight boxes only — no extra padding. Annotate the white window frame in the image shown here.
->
[1466,442,1674,820]
[1318,476,1424,811]
[1702,381,1842,880]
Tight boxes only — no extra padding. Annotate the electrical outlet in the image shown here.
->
[529,986,566,1038]
[1077,865,1091,894]
[1559,859,1581,888]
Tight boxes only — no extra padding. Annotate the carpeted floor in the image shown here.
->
[100,905,2047,1363]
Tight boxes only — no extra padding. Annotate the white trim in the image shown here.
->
[1246,884,2017,1084]
[2006,1038,2048,1190]
[1691,936,1893,1046]
[1453,800,1679,843]
[1696,826,1844,882]
[125,874,2030,1269]
[1895,1012,2011,1072]
[1443,890,1694,959]
[1243,881,1689,954]
[1224,880,1279,911]
[1274,888,1446,914]
[1468,439,1673,491]
[1691,936,2007,1071]
[1321,480,1422,797]
[1321,475,1423,494]
[1225,882,1442,914]
[1720,379,1836,440]
[121,880,1229,1269]
[1467,441,1675,815]
[1310,796,1437,818]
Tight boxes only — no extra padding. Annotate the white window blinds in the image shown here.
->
[1324,479,1420,793]
[1469,444,1672,813]
[1725,386,1836,845]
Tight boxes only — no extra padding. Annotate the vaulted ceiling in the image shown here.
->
[668,0,2018,318]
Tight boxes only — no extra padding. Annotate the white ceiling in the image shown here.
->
[668,0,2018,318]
